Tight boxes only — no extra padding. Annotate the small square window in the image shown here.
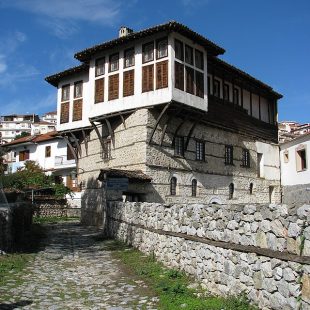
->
[296,147,307,172]
[175,39,184,61]
[157,38,168,59]
[109,53,119,72]
[225,145,233,165]
[242,148,250,168]
[95,57,105,76]
[283,150,289,163]
[61,84,70,101]
[195,49,203,70]
[45,146,51,158]
[74,81,83,98]
[185,45,193,65]
[124,48,135,68]
[196,140,205,161]
[142,42,154,63]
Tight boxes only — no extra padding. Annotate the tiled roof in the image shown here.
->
[44,111,57,115]
[75,21,225,62]
[4,131,59,147]
[45,64,89,87]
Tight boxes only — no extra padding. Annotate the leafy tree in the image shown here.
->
[0,160,71,198]
[14,132,31,140]
[0,146,5,174]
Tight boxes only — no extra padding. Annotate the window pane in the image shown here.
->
[192,179,197,197]
[109,53,119,72]
[234,88,239,105]
[175,39,184,61]
[195,49,203,70]
[74,81,83,98]
[95,57,105,76]
[170,177,177,195]
[185,45,193,65]
[157,38,168,59]
[174,136,184,156]
[124,48,135,68]
[61,85,70,101]
[185,67,194,94]
[143,42,154,63]
[213,80,220,97]
[224,84,229,101]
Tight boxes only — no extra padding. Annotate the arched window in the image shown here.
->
[229,183,234,200]
[249,183,253,195]
[170,177,177,196]
[191,179,197,197]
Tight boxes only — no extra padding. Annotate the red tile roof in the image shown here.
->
[4,131,59,147]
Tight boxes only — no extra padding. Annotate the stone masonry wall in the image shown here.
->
[106,202,310,309]
[146,109,281,204]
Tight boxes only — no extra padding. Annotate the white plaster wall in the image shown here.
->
[280,137,310,186]
[256,141,280,181]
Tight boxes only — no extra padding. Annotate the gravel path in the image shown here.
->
[0,222,158,310]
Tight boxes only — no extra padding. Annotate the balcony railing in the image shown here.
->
[54,156,75,168]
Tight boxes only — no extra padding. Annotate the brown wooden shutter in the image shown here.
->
[123,69,134,97]
[156,60,168,89]
[195,71,204,98]
[175,61,184,91]
[95,78,104,103]
[186,66,194,94]
[108,74,119,100]
[73,99,83,121]
[60,102,69,123]
[142,64,154,93]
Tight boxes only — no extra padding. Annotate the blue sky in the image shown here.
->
[0,0,309,123]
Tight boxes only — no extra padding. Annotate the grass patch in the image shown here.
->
[33,216,80,224]
[107,241,257,310]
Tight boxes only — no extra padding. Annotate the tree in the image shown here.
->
[14,132,31,140]
[0,146,6,174]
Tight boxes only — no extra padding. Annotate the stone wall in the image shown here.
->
[282,184,310,205]
[106,202,310,309]
[0,202,33,253]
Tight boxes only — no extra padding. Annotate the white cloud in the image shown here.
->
[0,0,122,38]
[0,55,7,73]
[0,31,27,54]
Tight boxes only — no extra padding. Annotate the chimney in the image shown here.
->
[119,26,133,38]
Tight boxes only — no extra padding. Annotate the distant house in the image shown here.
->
[280,133,310,204]
[31,121,56,136]
[42,111,57,124]
[3,131,81,207]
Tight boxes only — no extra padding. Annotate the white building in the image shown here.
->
[42,111,57,124]
[4,131,81,207]
[280,133,310,204]
[31,121,56,136]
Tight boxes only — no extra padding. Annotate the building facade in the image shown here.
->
[42,111,57,124]
[45,21,282,224]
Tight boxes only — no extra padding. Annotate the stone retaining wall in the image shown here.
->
[0,202,33,252]
[106,202,310,310]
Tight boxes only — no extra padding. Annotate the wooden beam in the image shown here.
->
[69,131,81,157]
[258,94,261,121]
[148,102,171,145]
[185,122,197,151]
[250,91,253,116]
[90,121,106,154]
[81,129,88,156]
[63,135,78,164]
[104,118,114,147]
[120,114,126,129]
[172,116,188,146]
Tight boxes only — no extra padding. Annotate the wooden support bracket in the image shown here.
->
[63,135,78,164]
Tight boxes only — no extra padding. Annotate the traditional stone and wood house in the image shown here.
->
[45,21,282,225]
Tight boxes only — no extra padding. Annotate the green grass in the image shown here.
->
[107,241,257,310]
[33,216,80,224]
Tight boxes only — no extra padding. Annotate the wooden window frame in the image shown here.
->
[195,140,205,161]
[175,61,184,91]
[142,64,154,93]
[174,136,184,157]
[108,74,119,100]
[223,83,230,101]
[233,87,240,105]
[124,48,135,68]
[185,66,195,95]
[95,57,105,77]
[142,42,154,63]
[94,78,104,103]
[225,145,234,165]
[109,53,119,72]
[195,71,204,98]
[156,60,168,90]
[123,69,135,97]
[213,79,220,97]
[74,81,83,98]
[60,102,69,124]
[296,145,307,172]
[61,84,70,102]
[19,150,29,161]
[175,39,184,61]
[185,45,194,65]
[156,37,168,59]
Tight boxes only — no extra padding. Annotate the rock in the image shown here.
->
[251,222,259,232]
[297,205,310,219]
[273,267,283,280]
[288,223,301,238]
[261,261,273,277]
[254,212,263,221]
[227,220,239,230]
[271,219,286,237]
[261,208,273,220]
[266,233,277,250]
[253,271,263,289]
[260,220,271,232]
[244,205,256,214]
[287,237,300,254]
[304,227,310,240]
[302,240,310,256]
[256,231,268,248]
[269,292,288,310]
[262,278,277,293]
[277,281,290,297]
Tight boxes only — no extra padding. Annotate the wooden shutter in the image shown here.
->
[186,66,194,94]
[156,60,168,89]
[95,78,104,103]
[108,74,119,100]
[142,64,154,93]
[73,99,83,121]
[195,71,204,98]
[60,102,69,124]
[123,70,134,97]
[67,145,75,160]
[175,61,184,91]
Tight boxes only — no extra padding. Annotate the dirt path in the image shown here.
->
[0,222,158,310]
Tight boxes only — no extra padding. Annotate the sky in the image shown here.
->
[0,0,309,123]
